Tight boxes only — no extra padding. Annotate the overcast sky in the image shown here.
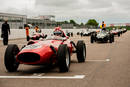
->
[0,0,130,24]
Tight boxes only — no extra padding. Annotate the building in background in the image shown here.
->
[0,13,79,29]
[27,15,56,29]
[0,13,56,29]
[0,12,27,29]
[61,24,74,29]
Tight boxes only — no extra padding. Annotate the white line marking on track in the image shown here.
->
[86,59,110,62]
[33,73,45,76]
[0,75,85,79]
[106,59,110,62]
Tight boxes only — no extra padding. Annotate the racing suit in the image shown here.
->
[102,23,106,31]
[25,26,30,41]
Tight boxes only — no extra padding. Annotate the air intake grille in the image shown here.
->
[17,53,40,63]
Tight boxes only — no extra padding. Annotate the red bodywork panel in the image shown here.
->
[111,31,118,35]
[16,38,73,65]
[31,33,44,40]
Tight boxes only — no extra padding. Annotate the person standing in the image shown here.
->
[102,21,106,31]
[1,20,10,45]
[24,24,30,41]
[34,26,39,32]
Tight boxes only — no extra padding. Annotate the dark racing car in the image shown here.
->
[4,28,86,73]
[91,30,114,43]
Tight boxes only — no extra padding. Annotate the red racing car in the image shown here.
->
[4,28,86,72]
[30,32,47,40]
[111,29,120,37]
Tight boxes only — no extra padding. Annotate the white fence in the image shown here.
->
[0,29,98,40]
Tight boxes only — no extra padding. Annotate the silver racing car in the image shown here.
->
[91,30,114,43]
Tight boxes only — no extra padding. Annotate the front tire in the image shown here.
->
[76,40,86,62]
[57,44,70,72]
[4,44,20,72]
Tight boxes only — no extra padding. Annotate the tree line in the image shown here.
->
[56,19,99,28]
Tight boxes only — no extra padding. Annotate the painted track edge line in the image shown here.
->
[0,75,85,79]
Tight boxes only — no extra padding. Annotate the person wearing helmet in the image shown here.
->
[54,27,61,31]
[54,31,62,36]
[53,27,66,37]
[102,21,106,31]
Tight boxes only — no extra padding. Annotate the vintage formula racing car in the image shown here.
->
[111,29,121,37]
[4,29,86,73]
[82,31,91,36]
[82,29,92,36]
[30,32,47,40]
[91,30,114,43]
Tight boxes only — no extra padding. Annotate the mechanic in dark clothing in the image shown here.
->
[1,20,10,45]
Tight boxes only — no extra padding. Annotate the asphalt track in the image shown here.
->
[0,31,130,87]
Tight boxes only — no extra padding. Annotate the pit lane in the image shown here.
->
[0,31,129,87]
[0,34,114,76]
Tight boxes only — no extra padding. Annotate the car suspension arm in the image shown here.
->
[50,45,57,54]
[70,41,77,53]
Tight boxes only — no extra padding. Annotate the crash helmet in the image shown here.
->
[53,27,63,36]
[54,27,61,31]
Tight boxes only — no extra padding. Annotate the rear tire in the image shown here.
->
[4,44,20,72]
[57,44,70,72]
[76,40,86,62]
